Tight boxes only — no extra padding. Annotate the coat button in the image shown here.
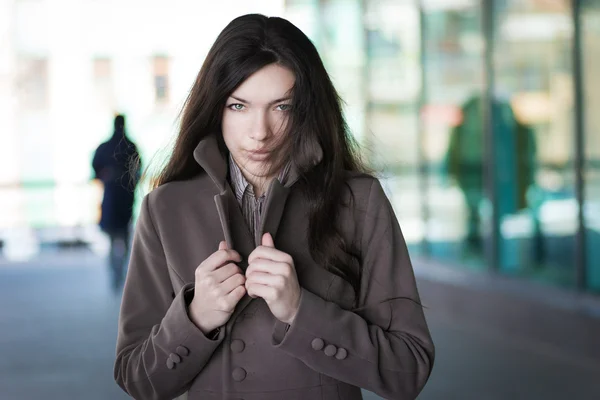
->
[176,346,189,357]
[166,357,175,370]
[311,338,324,351]
[170,353,181,363]
[232,367,247,382]
[324,344,337,357]
[335,348,348,360]
[231,339,245,353]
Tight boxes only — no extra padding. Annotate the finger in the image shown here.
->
[262,232,275,248]
[218,240,227,251]
[220,273,246,294]
[246,258,287,276]
[245,271,283,287]
[211,263,242,283]
[226,285,246,304]
[245,282,275,301]
[201,248,242,272]
[248,246,292,265]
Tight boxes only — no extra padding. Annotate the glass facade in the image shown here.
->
[582,0,600,293]
[422,0,486,267]
[364,0,424,254]
[284,0,599,294]
[493,0,576,287]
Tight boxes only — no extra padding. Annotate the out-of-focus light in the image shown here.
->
[511,92,553,125]
[421,104,464,127]
[501,14,572,41]
[539,198,579,236]
[2,227,40,261]
[421,0,478,12]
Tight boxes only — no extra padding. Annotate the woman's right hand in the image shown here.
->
[188,241,246,335]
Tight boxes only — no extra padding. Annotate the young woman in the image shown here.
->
[114,14,434,400]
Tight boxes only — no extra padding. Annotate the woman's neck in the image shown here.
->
[253,183,266,197]
[240,170,272,197]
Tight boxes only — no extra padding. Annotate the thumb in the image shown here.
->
[262,232,275,248]
[218,240,228,251]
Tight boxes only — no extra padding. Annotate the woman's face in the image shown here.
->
[222,63,295,182]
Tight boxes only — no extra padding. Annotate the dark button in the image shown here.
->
[311,338,324,351]
[232,367,247,382]
[166,358,175,370]
[324,344,337,357]
[170,353,181,363]
[176,346,189,357]
[230,339,245,353]
[335,348,348,360]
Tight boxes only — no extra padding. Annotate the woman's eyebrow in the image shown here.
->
[229,95,292,105]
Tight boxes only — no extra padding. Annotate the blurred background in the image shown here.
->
[1,0,599,399]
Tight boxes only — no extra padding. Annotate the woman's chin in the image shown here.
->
[240,165,271,180]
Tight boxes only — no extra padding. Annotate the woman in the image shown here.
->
[114,14,434,400]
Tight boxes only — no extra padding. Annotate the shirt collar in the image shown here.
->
[228,153,293,202]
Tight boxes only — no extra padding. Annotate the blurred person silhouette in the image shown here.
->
[445,94,537,252]
[113,14,433,400]
[92,114,141,291]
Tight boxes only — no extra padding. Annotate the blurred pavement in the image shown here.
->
[0,251,599,400]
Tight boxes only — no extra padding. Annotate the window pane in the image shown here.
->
[365,0,423,254]
[321,0,366,142]
[153,55,170,103]
[494,0,576,287]
[92,57,114,109]
[422,0,486,266]
[582,0,600,292]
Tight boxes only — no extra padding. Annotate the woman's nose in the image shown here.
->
[249,111,270,141]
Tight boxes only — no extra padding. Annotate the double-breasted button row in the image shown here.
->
[166,345,190,369]
[231,339,247,382]
[311,338,348,360]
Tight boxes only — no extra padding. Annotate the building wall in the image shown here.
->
[1,0,599,294]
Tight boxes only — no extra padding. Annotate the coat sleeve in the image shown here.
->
[114,193,225,400]
[271,178,434,400]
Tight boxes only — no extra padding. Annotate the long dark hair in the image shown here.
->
[153,14,371,292]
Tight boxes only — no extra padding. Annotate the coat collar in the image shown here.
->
[193,133,229,192]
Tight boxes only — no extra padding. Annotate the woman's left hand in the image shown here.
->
[246,233,301,325]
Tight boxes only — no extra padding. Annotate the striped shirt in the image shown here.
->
[228,154,292,246]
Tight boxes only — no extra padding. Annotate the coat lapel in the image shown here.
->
[259,179,291,242]
[228,179,293,324]
[213,188,255,268]
[194,134,255,258]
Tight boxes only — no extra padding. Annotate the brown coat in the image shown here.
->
[114,134,434,400]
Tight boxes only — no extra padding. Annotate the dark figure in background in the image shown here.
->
[445,95,537,251]
[92,114,141,291]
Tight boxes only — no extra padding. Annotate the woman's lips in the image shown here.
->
[246,150,269,161]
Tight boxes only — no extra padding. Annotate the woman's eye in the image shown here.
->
[228,104,245,111]
[276,104,292,111]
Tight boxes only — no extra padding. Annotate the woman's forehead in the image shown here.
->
[230,64,295,105]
